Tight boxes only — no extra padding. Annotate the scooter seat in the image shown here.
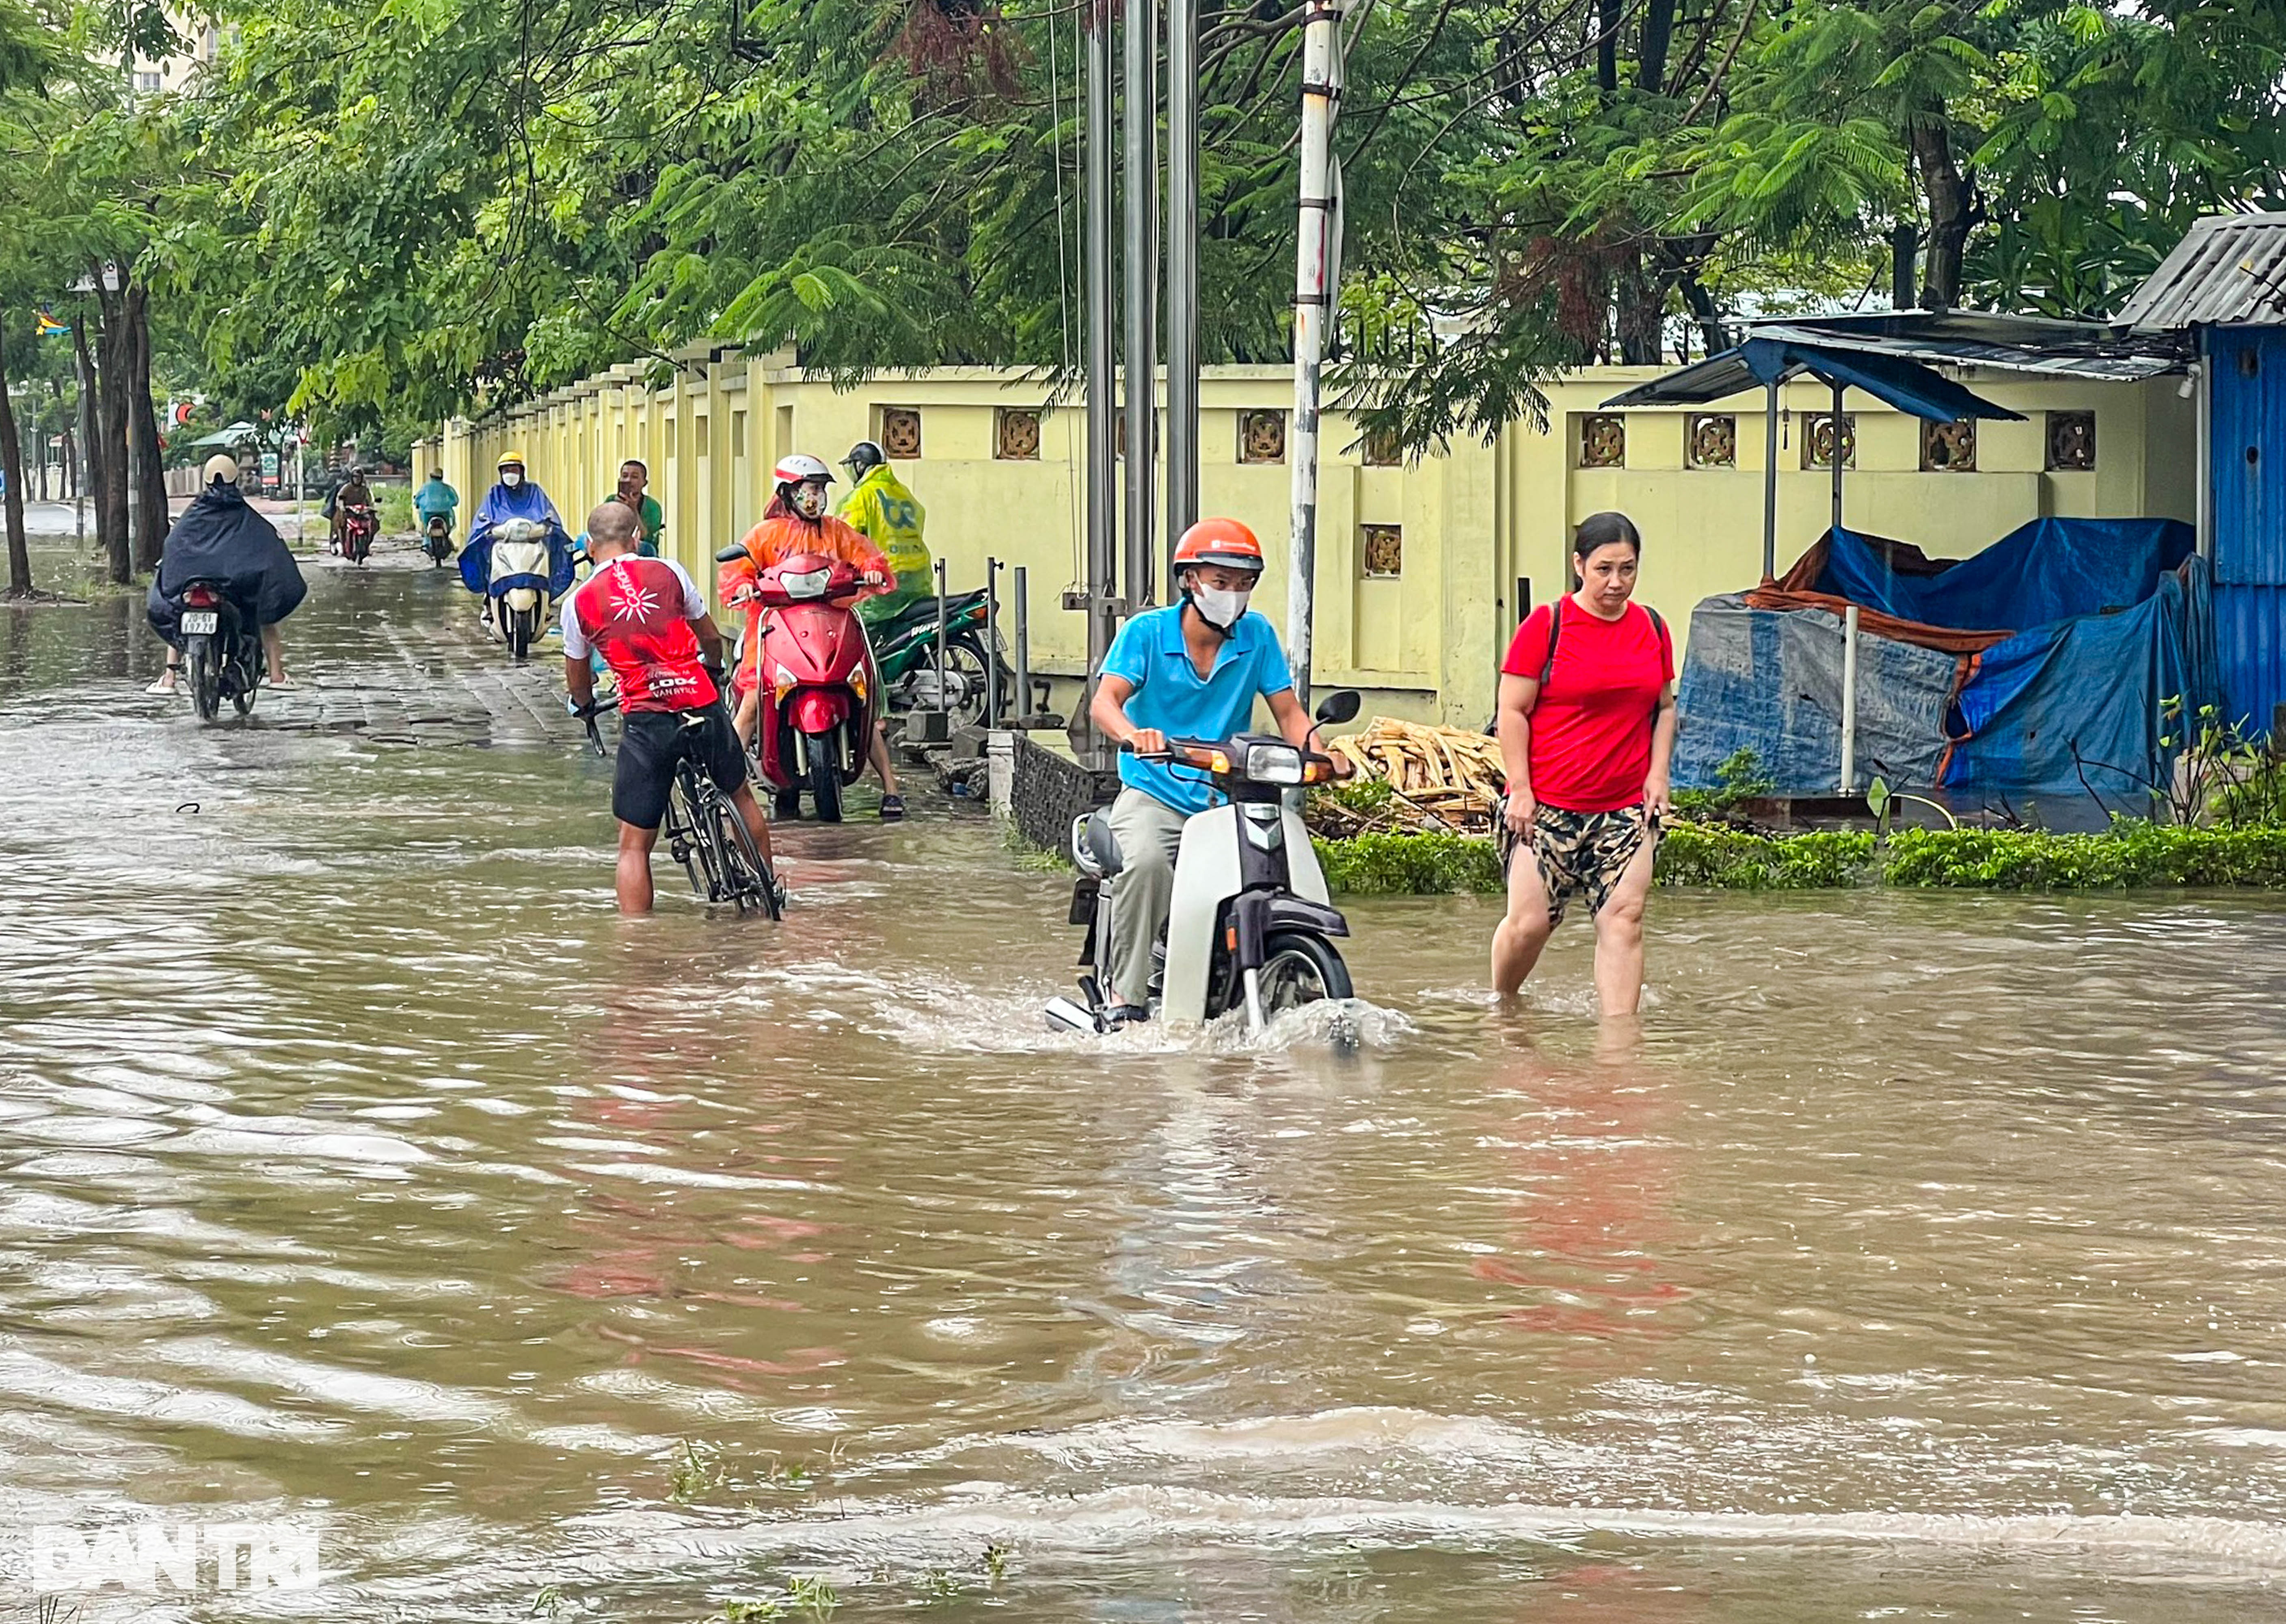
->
[876,589,986,633]
[1072,810,1124,877]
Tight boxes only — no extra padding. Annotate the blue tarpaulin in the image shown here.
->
[1675,518,2217,805]
[1807,518,2195,633]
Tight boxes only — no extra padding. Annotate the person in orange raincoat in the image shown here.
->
[718,453,907,817]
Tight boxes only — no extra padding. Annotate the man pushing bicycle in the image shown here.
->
[564,501,778,915]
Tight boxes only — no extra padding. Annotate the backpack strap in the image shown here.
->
[1538,596,1566,686]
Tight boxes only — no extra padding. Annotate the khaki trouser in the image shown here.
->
[1100,786,1188,1008]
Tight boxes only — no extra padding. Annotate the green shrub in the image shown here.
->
[1670,747,1775,823]
[378,484,415,535]
[1883,822,2286,889]
[1655,825,1875,889]
[1313,832,1502,894]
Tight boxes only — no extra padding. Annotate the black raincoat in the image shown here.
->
[146,482,309,647]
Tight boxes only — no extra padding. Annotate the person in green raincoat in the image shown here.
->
[836,441,930,628]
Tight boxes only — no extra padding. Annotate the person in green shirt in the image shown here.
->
[836,441,931,629]
[614,460,665,558]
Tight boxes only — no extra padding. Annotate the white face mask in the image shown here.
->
[1191,584,1251,630]
[792,482,828,520]
[501,471,523,488]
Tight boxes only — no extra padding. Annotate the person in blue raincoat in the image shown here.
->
[458,451,575,599]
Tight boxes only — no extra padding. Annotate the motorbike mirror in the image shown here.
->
[1082,814,1125,878]
[714,544,748,564]
[1314,689,1362,726]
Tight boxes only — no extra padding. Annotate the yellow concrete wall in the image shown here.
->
[436,356,2196,729]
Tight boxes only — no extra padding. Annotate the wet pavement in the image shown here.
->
[8,548,2286,1620]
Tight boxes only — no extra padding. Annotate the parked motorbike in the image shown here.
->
[1045,690,1363,1037]
[483,517,558,659]
[340,501,378,565]
[178,580,264,723]
[718,543,879,824]
[421,514,454,568]
[869,587,1008,732]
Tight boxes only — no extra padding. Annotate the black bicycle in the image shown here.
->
[578,697,785,919]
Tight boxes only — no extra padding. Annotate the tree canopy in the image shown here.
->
[19,0,2286,456]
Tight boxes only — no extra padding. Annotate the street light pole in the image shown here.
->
[1165,0,1199,550]
[1121,0,1159,612]
[1285,0,1348,713]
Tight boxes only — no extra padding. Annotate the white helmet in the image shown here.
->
[772,453,832,490]
[774,452,834,520]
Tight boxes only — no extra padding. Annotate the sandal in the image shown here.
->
[144,665,181,695]
[878,793,906,821]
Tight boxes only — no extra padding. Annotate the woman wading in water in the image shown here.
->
[1491,511,1679,1016]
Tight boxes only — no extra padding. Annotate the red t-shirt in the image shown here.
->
[562,556,719,713]
[1501,598,1674,813]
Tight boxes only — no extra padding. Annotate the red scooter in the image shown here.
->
[341,501,378,565]
[724,548,878,823]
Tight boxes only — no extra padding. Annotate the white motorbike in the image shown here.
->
[482,517,557,659]
[1046,690,1363,1035]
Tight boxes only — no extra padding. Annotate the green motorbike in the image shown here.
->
[865,586,1011,733]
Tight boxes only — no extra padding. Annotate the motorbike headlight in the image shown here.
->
[772,663,797,704]
[1247,743,1305,785]
[849,665,867,704]
[783,567,832,600]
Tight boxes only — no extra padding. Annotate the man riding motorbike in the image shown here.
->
[415,468,459,553]
[717,453,908,818]
[1085,517,1350,1026]
[145,455,307,693]
[836,440,931,631]
[458,450,575,609]
[328,467,374,555]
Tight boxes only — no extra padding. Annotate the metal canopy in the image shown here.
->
[2117,213,2286,332]
[1754,312,2186,380]
[1601,337,2027,422]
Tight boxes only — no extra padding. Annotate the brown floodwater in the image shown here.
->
[6,549,2286,1621]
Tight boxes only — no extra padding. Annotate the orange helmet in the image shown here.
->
[1172,517,1265,575]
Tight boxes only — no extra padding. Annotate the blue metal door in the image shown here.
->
[2207,325,2286,728]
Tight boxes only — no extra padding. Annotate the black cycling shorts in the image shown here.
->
[614,704,748,831]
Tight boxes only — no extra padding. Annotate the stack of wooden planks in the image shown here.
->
[1318,717,1507,835]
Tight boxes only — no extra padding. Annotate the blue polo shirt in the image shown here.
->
[1103,603,1295,814]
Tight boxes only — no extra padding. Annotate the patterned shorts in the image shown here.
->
[1495,800,1657,926]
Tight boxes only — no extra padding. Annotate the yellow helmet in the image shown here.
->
[497,449,527,468]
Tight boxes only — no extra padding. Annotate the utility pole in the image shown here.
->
[1121,0,1160,611]
[1165,0,1199,551]
[1286,0,1348,711]
[1079,0,1120,757]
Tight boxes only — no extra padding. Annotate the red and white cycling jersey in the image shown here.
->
[561,556,719,713]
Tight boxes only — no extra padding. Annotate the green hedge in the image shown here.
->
[1307,822,2286,895]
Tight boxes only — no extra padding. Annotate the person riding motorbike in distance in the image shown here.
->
[145,455,307,693]
[459,450,574,606]
[328,466,374,555]
[718,453,908,818]
[415,468,459,552]
[1086,517,1352,1027]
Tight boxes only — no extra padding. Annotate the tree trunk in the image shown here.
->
[127,283,168,570]
[1636,0,1677,94]
[1891,218,1918,309]
[1674,266,1730,354]
[0,339,30,597]
[90,286,131,584]
[1614,252,1664,366]
[1596,0,1620,94]
[1908,117,1971,310]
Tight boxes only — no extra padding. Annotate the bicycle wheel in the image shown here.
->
[709,792,782,919]
[186,636,221,722]
[666,771,724,900]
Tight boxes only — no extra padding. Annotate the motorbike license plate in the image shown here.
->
[181,611,219,635]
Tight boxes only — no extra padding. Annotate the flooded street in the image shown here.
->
[9,550,2286,1620]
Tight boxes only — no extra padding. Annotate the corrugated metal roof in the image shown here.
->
[1758,312,2184,380]
[2117,213,2286,331]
